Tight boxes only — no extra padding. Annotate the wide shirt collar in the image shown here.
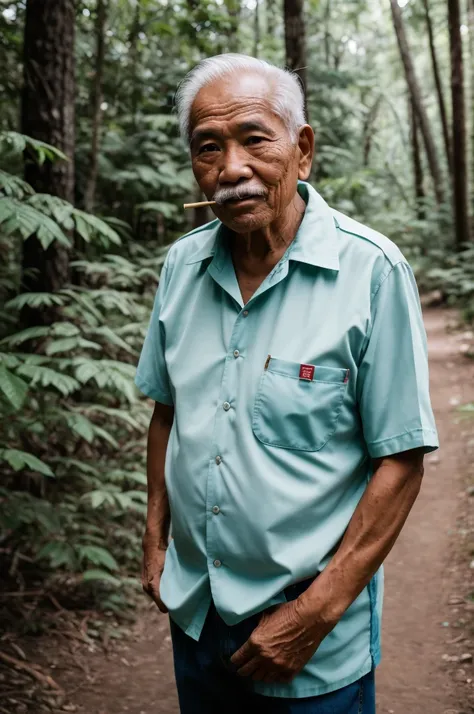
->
[185,181,340,272]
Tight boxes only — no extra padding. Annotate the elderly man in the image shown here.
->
[136,54,438,713]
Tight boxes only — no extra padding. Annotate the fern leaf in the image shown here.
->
[90,325,134,353]
[0,448,54,477]
[78,545,118,571]
[0,198,71,248]
[73,209,121,246]
[0,364,28,410]
[45,336,102,356]
[49,457,99,476]
[137,201,178,219]
[81,406,143,431]
[66,413,95,443]
[0,170,34,198]
[26,194,75,229]
[17,364,80,396]
[84,490,116,508]
[0,325,50,346]
[52,322,80,337]
[0,352,20,369]
[0,131,68,163]
[59,289,102,325]
[82,569,121,586]
[5,292,65,310]
[91,425,119,448]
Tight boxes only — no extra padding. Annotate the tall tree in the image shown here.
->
[389,0,444,205]
[362,96,382,167]
[448,0,470,247]
[266,0,277,35]
[129,1,142,123]
[410,98,425,221]
[225,0,240,52]
[468,0,474,227]
[284,0,308,120]
[84,0,107,213]
[21,0,75,325]
[254,0,260,58]
[421,0,452,174]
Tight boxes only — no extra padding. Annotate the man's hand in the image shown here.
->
[230,599,332,683]
[141,530,168,613]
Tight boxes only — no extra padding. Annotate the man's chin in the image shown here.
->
[217,208,271,233]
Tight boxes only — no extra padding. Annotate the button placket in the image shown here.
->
[207,308,251,580]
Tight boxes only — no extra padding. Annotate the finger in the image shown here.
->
[230,639,254,668]
[236,657,260,678]
[251,666,270,682]
[157,599,168,614]
[261,670,279,684]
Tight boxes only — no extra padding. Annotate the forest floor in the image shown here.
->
[1,307,474,714]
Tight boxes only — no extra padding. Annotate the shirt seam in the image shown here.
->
[370,260,403,301]
[368,427,438,446]
[135,373,172,404]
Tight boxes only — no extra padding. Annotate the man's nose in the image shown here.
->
[218,146,253,184]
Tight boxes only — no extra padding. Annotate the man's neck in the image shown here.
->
[230,192,306,272]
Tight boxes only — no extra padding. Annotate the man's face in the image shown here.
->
[189,72,313,233]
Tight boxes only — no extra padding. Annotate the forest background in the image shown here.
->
[0,0,473,637]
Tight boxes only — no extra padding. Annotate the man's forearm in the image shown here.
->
[145,402,174,549]
[297,449,424,628]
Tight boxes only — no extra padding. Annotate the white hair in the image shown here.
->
[175,53,306,143]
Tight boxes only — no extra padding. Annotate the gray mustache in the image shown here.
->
[213,185,268,204]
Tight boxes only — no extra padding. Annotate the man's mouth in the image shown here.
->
[222,194,265,204]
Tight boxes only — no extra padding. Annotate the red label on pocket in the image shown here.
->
[299,364,315,381]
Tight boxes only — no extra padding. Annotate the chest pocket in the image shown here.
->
[252,357,348,452]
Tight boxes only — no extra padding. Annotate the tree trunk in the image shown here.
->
[129,1,141,122]
[21,0,75,326]
[84,0,107,214]
[284,0,308,120]
[468,0,474,231]
[362,96,381,167]
[254,0,260,58]
[224,0,240,52]
[448,0,470,247]
[410,97,425,221]
[266,0,277,35]
[421,0,452,175]
[323,0,331,68]
[389,0,444,205]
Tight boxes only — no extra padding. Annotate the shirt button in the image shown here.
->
[233,350,240,358]
[243,310,249,317]
[212,505,220,514]
[223,401,230,411]
[213,559,222,568]
[215,455,222,465]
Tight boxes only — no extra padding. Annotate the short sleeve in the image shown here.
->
[357,261,439,458]
[135,261,173,406]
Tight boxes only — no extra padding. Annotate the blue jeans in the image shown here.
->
[170,579,376,713]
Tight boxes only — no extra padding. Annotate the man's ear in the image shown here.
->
[297,125,315,180]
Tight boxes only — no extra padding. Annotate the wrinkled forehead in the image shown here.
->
[189,71,285,137]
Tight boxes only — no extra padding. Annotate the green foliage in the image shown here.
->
[0,0,472,621]
[0,134,158,610]
[424,246,474,323]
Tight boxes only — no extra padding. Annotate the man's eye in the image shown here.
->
[199,143,219,154]
[246,136,265,146]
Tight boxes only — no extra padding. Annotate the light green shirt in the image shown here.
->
[135,182,438,697]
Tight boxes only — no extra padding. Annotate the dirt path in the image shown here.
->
[56,308,474,713]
